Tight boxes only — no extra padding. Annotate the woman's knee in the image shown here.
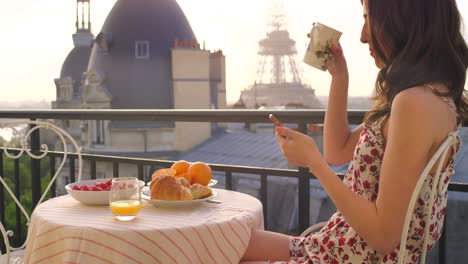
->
[242,230,291,261]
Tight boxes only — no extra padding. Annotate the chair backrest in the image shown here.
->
[0,120,82,263]
[397,133,457,264]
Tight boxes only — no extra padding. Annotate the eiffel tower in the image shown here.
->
[236,4,322,109]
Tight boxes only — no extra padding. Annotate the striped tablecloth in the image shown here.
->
[24,188,264,264]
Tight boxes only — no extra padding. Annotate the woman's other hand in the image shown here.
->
[275,126,325,172]
[328,43,348,77]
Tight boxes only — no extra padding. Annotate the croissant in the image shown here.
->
[178,177,190,188]
[150,174,193,201]
[190,184,212,199]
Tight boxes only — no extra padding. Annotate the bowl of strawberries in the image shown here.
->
[65,178,145,205]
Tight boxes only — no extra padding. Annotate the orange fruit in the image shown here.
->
[170,160,191,176]
[188,162,212,186]
[175,172,192,183]
[151,168,176,180]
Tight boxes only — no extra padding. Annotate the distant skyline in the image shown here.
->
[1,0,467,104]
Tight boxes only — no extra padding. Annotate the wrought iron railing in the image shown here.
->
[0,109,467,263]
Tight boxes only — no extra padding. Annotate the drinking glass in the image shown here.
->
[109,177,142,221]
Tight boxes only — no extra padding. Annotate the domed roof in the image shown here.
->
[87,0,197,109]
[60,46,92,96]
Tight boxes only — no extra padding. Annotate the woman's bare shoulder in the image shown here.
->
[393,86,437,107]
[390,86,455,135]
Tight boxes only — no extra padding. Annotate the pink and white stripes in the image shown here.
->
[24,189,264,264]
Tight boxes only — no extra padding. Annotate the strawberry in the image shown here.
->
[81,185,90,191]
[105,179,113,186]
[91,186,103,191]
[72,185,81,191]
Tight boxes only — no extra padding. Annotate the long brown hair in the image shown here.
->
[364,0,468,125]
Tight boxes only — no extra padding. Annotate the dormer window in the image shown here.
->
[135,41,150,59]
[94,120,105,145]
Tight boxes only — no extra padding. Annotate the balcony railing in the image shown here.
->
[0,109,467,263]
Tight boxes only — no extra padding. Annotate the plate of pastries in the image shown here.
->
[142,160,217,208]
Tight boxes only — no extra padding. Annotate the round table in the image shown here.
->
[24,188,264,264]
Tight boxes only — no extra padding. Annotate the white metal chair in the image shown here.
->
[299,221,327,237]
[0,120,83,264]
[299,133,458,264]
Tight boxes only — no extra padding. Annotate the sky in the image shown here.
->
[0,0,467,104]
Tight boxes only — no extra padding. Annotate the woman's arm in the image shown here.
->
[276,88,441,254]
[323,45,364,165]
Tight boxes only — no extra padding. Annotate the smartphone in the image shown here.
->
[269,114,283,126]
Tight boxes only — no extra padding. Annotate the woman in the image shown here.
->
[241,0,467,263]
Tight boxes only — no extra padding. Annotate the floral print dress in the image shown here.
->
[272,117,461,264]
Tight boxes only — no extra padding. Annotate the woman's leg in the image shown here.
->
[241,229,292,262]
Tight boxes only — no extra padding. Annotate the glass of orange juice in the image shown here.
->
[109,177,142,221]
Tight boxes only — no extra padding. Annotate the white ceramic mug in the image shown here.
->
[303,22,342,71]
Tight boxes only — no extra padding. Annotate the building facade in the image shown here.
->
[54,0,226,182]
